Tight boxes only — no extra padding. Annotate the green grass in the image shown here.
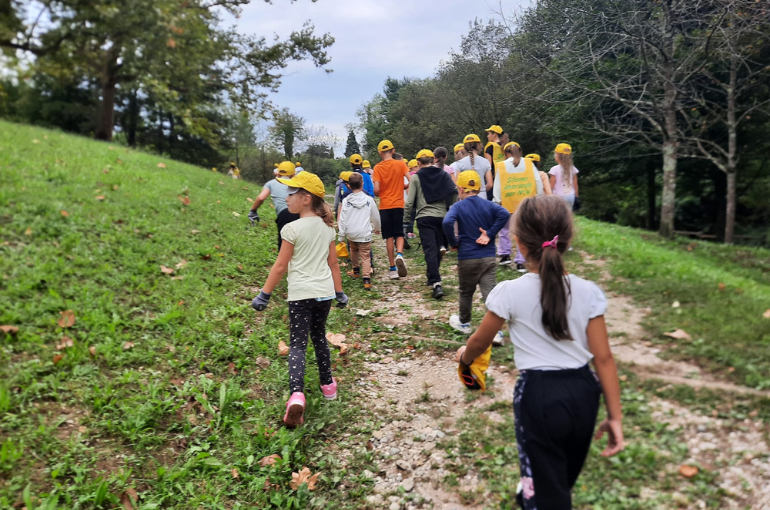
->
[0,121,379,509]
[571,219,770,389]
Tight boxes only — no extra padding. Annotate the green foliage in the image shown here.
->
[343,130,360,158]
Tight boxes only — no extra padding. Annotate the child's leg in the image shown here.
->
[478,257,498,303]
[308,299,334,386]
[288,299,313,394]
[416,217,442,285]
[360,242,372,278]
[497,214,513,256]
[349,240,360,269]
[457,259,478,324]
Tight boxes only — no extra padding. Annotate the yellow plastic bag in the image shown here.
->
[336,242,349,259]
[457,345,492,391]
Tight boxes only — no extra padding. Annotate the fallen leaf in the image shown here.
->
[228,362,237,375]
[237,265,244,270]
[24,227,32,236]
[171,276,184,280]
[166,344,176,352]
[355,309,372,317]
[256,357,271,369]
[0,325,19,335]
[339,343,349,355]
[32,139,40,144]
[290,467,319,491]
[175,259,188,270]
[78,425,87,433]
[89,346,96,356]
[679,464,698,478]
[60,210,69,217]
[167,38,176,48]
[727,366,735,372]
[232,211,241,217]
[102,168,109,174]
[160,265,175,275]
[366,440,374,451]
[663,329,692,341]
[263,477,280,492]
[123,341,135,350]
[112,185,118,191]
[191,229,200,235]
[119,487,138,510]
[201,254,211,260]
[157,162,166,168]
[763,309,770,319]
[215,245,220,249]
[58,310,76,328]
[671,301,680,308]
[53,354,64,364]
[278,341,289,356]
[116,159,123,165]
[108,146,115,150]
[95,195,105,201]
[56,336,74,350]
[178,196,191,206]
[325,333,346,348]
[231,467,239,479]
[219,180,224,184]
[718,282,725,292]
[619,375,627,382]
[246,197,253,202]
[259,454,281,467]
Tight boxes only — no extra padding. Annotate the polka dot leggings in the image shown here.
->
[288,298,334,394]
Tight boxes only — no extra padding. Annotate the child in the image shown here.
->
[334,171,353,219]
[455,195,624,509]
[349,154,375,197]
[404,149,457,299]
[252,171,349,428]
[443,171,509,343]
[484,125,506,200]
[338,173,381,290]
[451,134,493,199]
[249,161,300,250]
[372,140,410,279]
[549,143,580,211]
[434,146,456,182]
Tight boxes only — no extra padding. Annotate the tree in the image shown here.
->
[344,129,360,157]
[1,0,334,141]
[269,108,306,159]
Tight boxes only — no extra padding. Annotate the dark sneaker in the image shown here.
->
[432,284,444,299]
[516,263,527,273]
[499,255,512,265]
[403,239,412,250]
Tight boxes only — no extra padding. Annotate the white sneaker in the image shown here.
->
[449,314,472,335]
[389,268,399,280]
[492,331,505,346]
[439,246,447,255]
[395,254,407,277]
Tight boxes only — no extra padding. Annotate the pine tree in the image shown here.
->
[344,130,360,157]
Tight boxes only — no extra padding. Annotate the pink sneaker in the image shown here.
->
[283,392,305,428]
[320,378,337,400]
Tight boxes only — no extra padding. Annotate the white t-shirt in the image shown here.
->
[486,273,607,370]
[281,217,336,301]
[450,154,491,199]
[548,165,579,196]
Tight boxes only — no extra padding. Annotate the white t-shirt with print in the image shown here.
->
[450,155,492,198]
[548,165,579,196]
[485,273,607,370]
[281,216,336,301]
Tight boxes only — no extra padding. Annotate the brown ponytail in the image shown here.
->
[298,190,334,227]
[513,195,574,340]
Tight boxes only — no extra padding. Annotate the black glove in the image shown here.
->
[248,210,260,224]
[572,196,582,212]
[335,291,349,309]
[252,290,271,311]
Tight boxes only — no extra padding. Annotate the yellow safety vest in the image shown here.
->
[485,142,505,166]
[496,158,537,213]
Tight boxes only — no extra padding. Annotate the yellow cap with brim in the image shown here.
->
[504,141,521,152]
[378,140,395,152]
[349,154,363,165]
[278,171,325,198]
[340,171,353,181]
[453,143,464,153]
[362,160,371,168]
[555,143,572,154]
[525,153,541,162]
[407,159,418,169]
[295,162,302,166]
[456,170,481,192]
[485,125,503,135]
[415,149,434,159]
[276,161,296,177]
[464,134,481,144]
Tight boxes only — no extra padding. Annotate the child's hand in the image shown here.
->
[335,291,349,309]
[455,346,469,366]
[476,228,490,245]
[252,291,271,311]
[595,418,624,457]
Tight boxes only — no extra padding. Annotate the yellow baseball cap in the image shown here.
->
[378,140,395,152]
[274,163,279,167]
[504,141,521,152]
[525,153,541,162]
[278,171,325,198]
[276,161,296,177]
[416,149,434,159]
[485,125,503,135]
[295,162,302,166]
[453,143,464,153]
[407,159,418,168]
[340,171,353,181]
[362,160,371,168]
[464,134,481,144]
[456,171,481,192]
[349,154,363,164]
[555,143,572,154]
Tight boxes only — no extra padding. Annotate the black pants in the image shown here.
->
[276,209,300,250]
[513,365,601,509]
[288,299,334,394]
[416,216,445,285]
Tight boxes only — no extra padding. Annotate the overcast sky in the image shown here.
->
[232,0,527,153]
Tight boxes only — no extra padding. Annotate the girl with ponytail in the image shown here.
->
[455,195,623,509]
[450,134,493,199]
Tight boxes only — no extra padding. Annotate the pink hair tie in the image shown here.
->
[542,235,559,249]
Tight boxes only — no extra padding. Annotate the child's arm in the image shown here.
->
[327,240,343,293]
[261,242,294,294]
[587,315,624,457]
[370,198,381,233]
[442,207,459,248]
[485,169,493,196]
[338,201,348,239]
[455,311,505,364]
[573,174,579,197]
[540,171,553,195]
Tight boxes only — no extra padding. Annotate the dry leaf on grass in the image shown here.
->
[263,477,280,492]
[256,357,271,369]
[157,162,166,168]
[56,336,74,350]
[278,341,289,356]
[0,325,19,335]
[191,229,200,235]
[60,210,69,217]
[679,465,698,478]
[175,259,188,269]
[290,467,319,491]
[160,265,175,275]
[95,195,105,201]
[232,211,241,217]
[227,362,237,375]
[53,354,64,365]
[178,196,191,206]
[763,309,770,319]
[119,487,138,510]
[339,343,349,355]
[123,341,135,350]
[718,282,725,292]
[58,310,76,328]
[89,346,96,356]
[663,329,692,341]
[24,227,32,236]
[325,333,346,348]
[246,197,253,202]
[112,185,118,191]
[231,467,239,479]
[171,276,184,281]
[258,454,281,467]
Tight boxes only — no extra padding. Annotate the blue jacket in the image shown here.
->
[352,168,375,197]
[442,195,510,260]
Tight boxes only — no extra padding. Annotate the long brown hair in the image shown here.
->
[465,142,480,169]
[514,195,574,340]
[555,152,574,191]
[433,147,448,168]
[298,189,334,227]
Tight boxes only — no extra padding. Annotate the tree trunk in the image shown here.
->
[659,140,677,238]
[725,171,736,244]
[168,113,175,149]
[724,54,738,244]
[95,79,117,141]
[646,158,657,230]
[713,169,726,242]
[127,89,138,147]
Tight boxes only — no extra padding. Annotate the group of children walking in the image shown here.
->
[247,133,622,509]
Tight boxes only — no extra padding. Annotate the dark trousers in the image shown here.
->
[416,216,445,285]
[513,365,601,510]
[457,257,497,324]
[404,206,417,234]
[276,209,300,250]
[288,299,334,394]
